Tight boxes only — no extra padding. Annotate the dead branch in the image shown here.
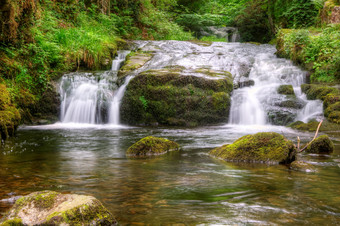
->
[298,120,323,152]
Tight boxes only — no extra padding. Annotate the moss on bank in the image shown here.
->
[209,132,296,164]
[288,120,340,132]
[0,84,21,140]
[120,67,233,126]
[126,136,180,157]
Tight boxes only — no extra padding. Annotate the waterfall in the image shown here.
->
[59,50,130,124]
[59,41,323,126]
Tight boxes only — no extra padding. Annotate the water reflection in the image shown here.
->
[0,124,340,224]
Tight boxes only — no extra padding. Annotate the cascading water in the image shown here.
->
[59,41,323,126]
[59,50,130,124]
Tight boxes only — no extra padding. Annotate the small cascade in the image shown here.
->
[112,51,130,71]
[108,76,134,124]
[59,50,130,124]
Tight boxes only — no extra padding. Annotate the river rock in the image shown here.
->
[126,136,180,157]
[290,161,316,172]
[277,85,295,96]
[118,50,153,80]
[209,132,296,164]
[305,135,334,154]
[267,108,297,126]
[121,67,233,126]
[0,191,117,225]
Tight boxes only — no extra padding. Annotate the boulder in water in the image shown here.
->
[209,132,296,164]
[0,191,117,225]
[121,67,233,126]
[305,135,334,154]
[290,161,317,172]
[277,85,295,96]
[126,136,180,157]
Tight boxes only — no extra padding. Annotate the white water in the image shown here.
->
[60,51,130,124]
[59,41,323,126]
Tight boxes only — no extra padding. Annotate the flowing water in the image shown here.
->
[1,41,339,224]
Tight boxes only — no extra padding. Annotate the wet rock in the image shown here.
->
[0,191,117,225]
[277,85,295,96]
[267,108,296,126]
[118,51,153,79]
[276,99,305,109]
[209,132,296,164]
[305,135,334,154]
[236,79,255,89]
[290,161,316,172]
[126,136,180,157]
[121,67,233,126]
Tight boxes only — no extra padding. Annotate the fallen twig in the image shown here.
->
[298,120,323,152]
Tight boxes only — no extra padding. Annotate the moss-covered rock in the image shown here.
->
[305,135,334,154]
[301,84,339,101]
[126,136,180,157]
[276,99,305,109]
[118,50,153,79]
[290,161,317,172]
[267,109,296,126]
[0,84,21,140]
[209,132,296,164]
[277,85,295,96]
[0,191,117,226]
[121,67,233,126]
[288,120,340,132]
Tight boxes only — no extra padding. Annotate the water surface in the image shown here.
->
[1,124,340,225]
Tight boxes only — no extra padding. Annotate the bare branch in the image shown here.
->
[299,120,323,152]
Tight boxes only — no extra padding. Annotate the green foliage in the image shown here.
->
[200,36,227,42]
[278,25,340,83]
[139,96,148,110]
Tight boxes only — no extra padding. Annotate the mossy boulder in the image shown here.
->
[290,161,316,172]
[0,191,117,225]
[267,109,296,126]
[209,132,296,164]
[305,135,334,154]
[121,67,233,126]
[277,85,295,96]
[118,50,153,79]
[301,84,339,101]
[126,136,180,157]
[288,120,340,132]
[0,84,21,140]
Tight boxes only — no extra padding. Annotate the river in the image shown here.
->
[1,41,340,224]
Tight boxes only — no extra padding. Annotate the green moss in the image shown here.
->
[0,84,21,140]
[209,132,296,164]
[14,191,58,210]
[301,84,339,100]
[120,68,233,126]
[305,135,334,154]
[126,136,180,157]
[0,218,23,226]
[277,85,295,96]
[288,120,340,132]
[46,200,115,225]
[118,50,153,78]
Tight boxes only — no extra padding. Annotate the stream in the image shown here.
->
[1,41,340,225]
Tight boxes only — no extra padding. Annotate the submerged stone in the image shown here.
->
[290,161,317,172]
[0,191,117,225]
[126,136,180,157]
[121,67,233,126]
[305,135,334,154]
[209,132,296,164]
